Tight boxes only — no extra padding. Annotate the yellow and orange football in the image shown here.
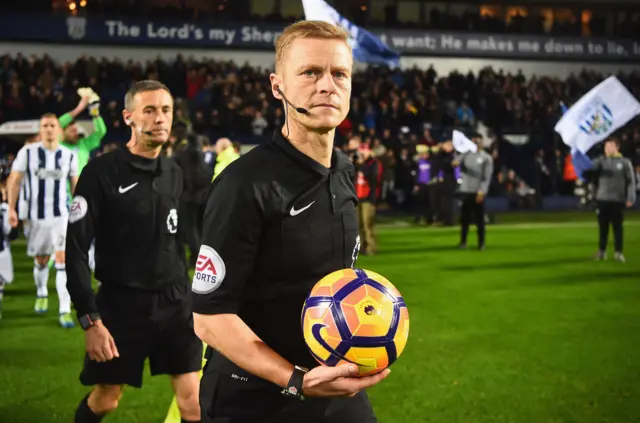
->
[301,268,410,376]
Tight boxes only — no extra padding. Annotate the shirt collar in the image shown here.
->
[270,130,351,176]
[120,146,165,173]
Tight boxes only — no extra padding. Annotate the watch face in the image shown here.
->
[80,315,93,329]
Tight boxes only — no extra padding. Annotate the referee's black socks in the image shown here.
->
[181,419,201,423]
[74,394,104,423]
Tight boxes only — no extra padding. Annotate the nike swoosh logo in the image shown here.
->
[290,201,315,216]
[118,182,139,194]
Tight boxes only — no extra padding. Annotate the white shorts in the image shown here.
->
[26,217,67,258]
[0,245,14,283]
[18,199,28,221]
[22,220,32,240]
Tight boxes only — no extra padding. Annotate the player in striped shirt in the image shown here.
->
[0,189,15,319]
[17,136,38,240]
[6,113,79,328]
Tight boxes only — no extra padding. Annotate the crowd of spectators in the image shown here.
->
[1,51,640,212]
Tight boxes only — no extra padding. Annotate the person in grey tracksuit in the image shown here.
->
[583,137,636,262]
[457,136,493,250]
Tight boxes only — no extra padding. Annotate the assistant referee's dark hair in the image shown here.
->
[605,135,621,149]
[124,80,172,111]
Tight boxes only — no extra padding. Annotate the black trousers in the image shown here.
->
[460,193,486,247]
[200,357,377,423]
[414,184,434,224]
[597,201,625,253]
[437,182,456,226]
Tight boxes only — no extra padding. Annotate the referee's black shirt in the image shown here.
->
[191,131,359,370]
[66,147,188,318]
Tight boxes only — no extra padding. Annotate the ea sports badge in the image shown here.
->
[69,196,88,223]
[192,245,226,294]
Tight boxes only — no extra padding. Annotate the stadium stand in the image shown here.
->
[1,53,639,208]
[1,1,639,214]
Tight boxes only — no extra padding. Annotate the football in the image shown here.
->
[301,268,410,376]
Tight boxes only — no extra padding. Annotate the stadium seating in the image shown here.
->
[1,53,639,201]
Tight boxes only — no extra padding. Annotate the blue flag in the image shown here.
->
[571,149,594,180]
[301,0,400,67]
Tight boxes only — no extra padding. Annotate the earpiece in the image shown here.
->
[276,86,308,115]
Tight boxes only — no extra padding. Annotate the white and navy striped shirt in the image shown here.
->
[17,177,29,219]
[12,142,79,221]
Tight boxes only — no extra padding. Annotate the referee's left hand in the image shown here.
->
[626,201,633,208]
[302,364,391,398]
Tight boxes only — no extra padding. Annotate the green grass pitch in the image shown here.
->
[1,213,639,423]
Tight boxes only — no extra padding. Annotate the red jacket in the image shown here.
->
[356,158,382,202]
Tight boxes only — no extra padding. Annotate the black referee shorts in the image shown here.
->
[200,359,378,423]
[79,282,203,388]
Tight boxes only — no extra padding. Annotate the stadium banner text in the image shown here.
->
[1,13,640,61]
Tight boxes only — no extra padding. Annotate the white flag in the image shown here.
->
[452,130,478,154]
[554,76,640,154]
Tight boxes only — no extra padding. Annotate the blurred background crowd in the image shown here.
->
[1,0,640,217]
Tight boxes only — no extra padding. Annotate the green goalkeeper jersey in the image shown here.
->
[58,112,107,173]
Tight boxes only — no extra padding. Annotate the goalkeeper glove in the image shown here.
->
[88,91,101,117]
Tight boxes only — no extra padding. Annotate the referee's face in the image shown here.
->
[129,89,174,145]
[278,37,352,131]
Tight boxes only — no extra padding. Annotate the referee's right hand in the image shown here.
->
[85,321,120,362]
[302,364,391,398]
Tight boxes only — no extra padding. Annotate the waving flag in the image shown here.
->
[301,0,400,67]
[452,130,478,154]
[554,76,640,155]
[558,101,593,180]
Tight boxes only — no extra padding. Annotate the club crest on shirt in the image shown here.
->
[192,245,226,294]
[351,235,361,268]
[166,208,178,234]
[68,196,88,223]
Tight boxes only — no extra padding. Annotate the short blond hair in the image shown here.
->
[275,20,350,73]
[40,113,58,121]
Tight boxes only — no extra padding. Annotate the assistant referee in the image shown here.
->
[191,21,390,423]
[66,80,202,423]
[456,133,493,250]
[584,136,636,262]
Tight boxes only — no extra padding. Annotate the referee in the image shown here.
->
[191,21,390,423]
[456,134,493,250]
[584,136,636,262]
[66,80,202,423]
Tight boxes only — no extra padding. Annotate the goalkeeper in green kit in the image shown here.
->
[60,89,107,174]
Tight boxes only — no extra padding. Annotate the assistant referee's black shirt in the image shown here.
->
[66,147,188,319]
[191,131,359,370]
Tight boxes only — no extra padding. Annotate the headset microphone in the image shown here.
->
[276,87,308,114]
[127,119,154,136]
